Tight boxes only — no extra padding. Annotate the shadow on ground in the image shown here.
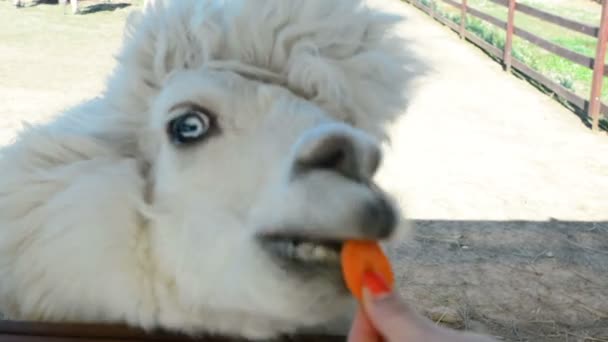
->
[12,0,132,14]
[79,2,130,14]
[391,219,608,341]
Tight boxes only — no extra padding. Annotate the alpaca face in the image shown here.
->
[143,68,399,333]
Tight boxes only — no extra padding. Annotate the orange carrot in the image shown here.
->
[341,240,394,301]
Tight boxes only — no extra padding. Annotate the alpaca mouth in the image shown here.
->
[259,234,344,266]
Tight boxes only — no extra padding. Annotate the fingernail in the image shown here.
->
[362,270,390,297]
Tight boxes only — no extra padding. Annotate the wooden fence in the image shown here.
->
[404,0,608,131]
[0,320,344,341]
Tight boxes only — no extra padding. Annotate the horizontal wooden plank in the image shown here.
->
[438,0,506,30]
[439,0,506,59]
[0,321,177,340]
[486,0,508,7]
[514,27,595,68]
[512,59,608,118]
[485,0,599,37]
[0,335,109,342]
[511,59,588,112]
[466,5,507,29]
[514,2,599,38]
[465,30,504,59]
[0,321,344,342]
[412,0,462,34]
[409,0,433,16]
[435,11,461,31]
[441,0,460,10]
[514,27,608,76]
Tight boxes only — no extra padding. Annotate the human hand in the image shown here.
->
[347,271,496,342]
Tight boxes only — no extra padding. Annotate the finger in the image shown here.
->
[361,271,430,340]
[347,306,382,342]
[361,272,499,342]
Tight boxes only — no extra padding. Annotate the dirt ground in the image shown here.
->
[0,1,607,341]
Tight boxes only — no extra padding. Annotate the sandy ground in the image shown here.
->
[0,1,607,341]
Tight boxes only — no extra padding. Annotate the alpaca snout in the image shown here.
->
[252,122,399,241]
[291,123,382,183]
[359,195,397,239]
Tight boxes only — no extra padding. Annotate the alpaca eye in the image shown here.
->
[168,111,211,145]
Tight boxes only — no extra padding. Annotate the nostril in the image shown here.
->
[307,146,345,171]
[295,135,358,180]
[293,123,383,182]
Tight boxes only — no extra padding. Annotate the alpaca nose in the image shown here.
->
[293,123,381,182]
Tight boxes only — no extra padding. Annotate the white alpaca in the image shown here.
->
[13,0,78,14]
[0,0,416,339]
[58,0,79,15]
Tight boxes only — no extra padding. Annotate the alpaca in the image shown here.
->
[12,0,78,13]
[0,0,417,339]
[59,0,79,14]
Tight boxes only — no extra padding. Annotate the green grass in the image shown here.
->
[0,1,143,92]
[427,0,608,106]
[0,0,146,134]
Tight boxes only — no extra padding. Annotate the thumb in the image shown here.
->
[361,272,499,342]
[347,307,382,342]
[361,272,432,340]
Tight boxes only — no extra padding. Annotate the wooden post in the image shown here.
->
[589,0,608,131]
[504,0,516,73]
[459,0,468,39]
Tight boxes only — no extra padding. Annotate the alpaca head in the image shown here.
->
[100,0,420,337]
[144,68,399,334]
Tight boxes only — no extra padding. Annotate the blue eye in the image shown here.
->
[168,111,211,145]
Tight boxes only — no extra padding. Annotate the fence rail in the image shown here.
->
[0,320,344,341]
[404,0,608,131]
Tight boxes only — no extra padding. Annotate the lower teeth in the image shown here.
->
[285,242,339,263]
